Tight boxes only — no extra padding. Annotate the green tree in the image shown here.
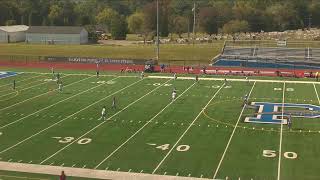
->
[111,15,127,40]
[96,8,119,32]
[222,20,250,34]
[199,7,219,35]
[169,16,188,38]
[48,4,63,25]
[127,12,144,34]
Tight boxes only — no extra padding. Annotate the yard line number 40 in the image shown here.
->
[263,150,297,159]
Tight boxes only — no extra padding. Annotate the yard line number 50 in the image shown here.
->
[263,150,298,159]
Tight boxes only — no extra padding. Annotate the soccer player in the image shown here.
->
[101,106,106,120]
[195,75,199,83]
[224,78,227,85]
[287,114,292,130]
[96,69,100,78]
[172,90,177,102]
[112,97,116,109]
[173,73,177,80]
[58,81,63,92]
[243,94,248,107]
[140,71,144,79]
[13,80,16,90]
[56,73,61,84]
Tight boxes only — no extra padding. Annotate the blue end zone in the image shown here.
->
[0,71,19,79]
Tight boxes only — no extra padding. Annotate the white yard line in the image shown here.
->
[213,81,256,178]
[0,74,44,88]
[0,75,70,98]
[0,78,143,154]
[0,77,46,93]
[277,82,286,180]
[148,75,320,85]
[313,84,320,105]
[94,82,196,169]
[0,76,94,111]
[15,71,138,78]
[40,79,172,164]
[5,72,320,84]
[152,82,225,174]
[0,76,111,129]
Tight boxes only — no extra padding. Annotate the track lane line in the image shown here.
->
[0,78,143,154]
[40,79,173,164]
[152,82,225,174]
[213,81,256,178]
[94,82,196,169]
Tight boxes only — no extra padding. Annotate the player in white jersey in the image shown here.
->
[101,106,106,120]
[172,90,177,102]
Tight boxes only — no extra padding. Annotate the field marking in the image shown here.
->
[0,161,208,180]
[0,76,95,111]
[213,81,256,178]
[0,74,70,98]
[0,174,49,180]
[148,75,320,85]
[152,82,225,174]
[5,71,320,84]
[13,71,139,78]
[40,79,172,164]
[0,76,113,129]
[0,74,44,88]
[94,82,196,169]
[313,84,320,105]
[0,78,143,154]
[0,76,47,94]
[277,82,286,180]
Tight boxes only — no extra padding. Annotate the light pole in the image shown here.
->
[192,1,196,46]
[156,0,160,61]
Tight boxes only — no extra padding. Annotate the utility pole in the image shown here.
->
[156,0,160,61]
[192,1,196,46]
[308,14,312,30]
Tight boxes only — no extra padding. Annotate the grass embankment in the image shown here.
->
[0,43,223,66]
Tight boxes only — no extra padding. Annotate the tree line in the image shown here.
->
[1,0,319,40]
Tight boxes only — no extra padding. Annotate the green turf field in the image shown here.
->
[0,69,320,180]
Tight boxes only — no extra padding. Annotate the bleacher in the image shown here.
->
[213,40,320,70]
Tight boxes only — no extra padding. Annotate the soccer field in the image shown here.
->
[0,69,320,180]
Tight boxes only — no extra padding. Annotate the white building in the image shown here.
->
[0,25,29,43]
[26,26,88,45]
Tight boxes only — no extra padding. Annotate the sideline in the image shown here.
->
[0,161,208,180]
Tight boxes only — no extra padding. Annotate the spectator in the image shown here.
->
[60,171,66,180]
